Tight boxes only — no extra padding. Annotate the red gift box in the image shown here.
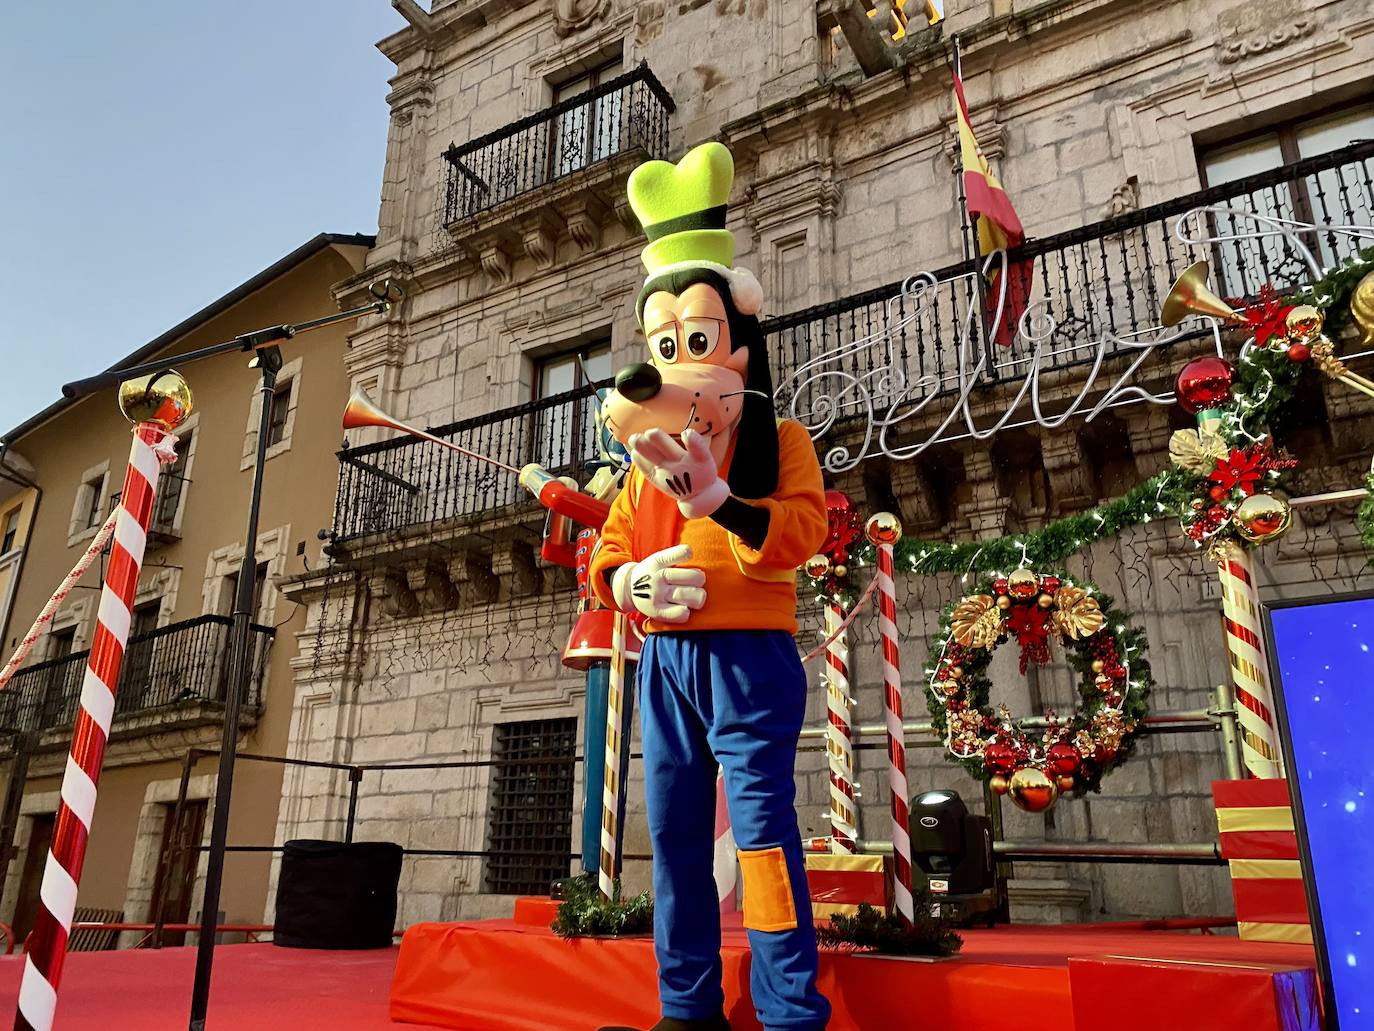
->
[804,854,888,920]
[1212,778,1311,943]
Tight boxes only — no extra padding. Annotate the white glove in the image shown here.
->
[629,428,730,519]
[610,544,706,624]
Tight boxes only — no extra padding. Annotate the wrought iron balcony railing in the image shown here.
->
[443,61,675,223]
[332,142,1374,544]
[332,381,610,542]
[0,615,273,737]
[769,140,1374,416]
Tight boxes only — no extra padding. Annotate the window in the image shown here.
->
[534,342,612,473]
[484,718,578,895]
[551,59,624,178]
[1199,107,1374,295]
[68,462,110,545]
[40,626,80,728]
[82,474,105,529]
[153,431,192,531]
[266,384,291,447]
[119,601,163,713]
[221,561,270,622]
[1,509,19,554]
[242,357,302,469]
[48,626,76,662]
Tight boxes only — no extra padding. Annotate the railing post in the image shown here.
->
[344,767,363,844]
[1212,681,1245,782]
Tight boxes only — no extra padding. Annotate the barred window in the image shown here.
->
[484,718,578,895]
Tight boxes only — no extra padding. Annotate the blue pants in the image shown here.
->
[639,631,830,1031]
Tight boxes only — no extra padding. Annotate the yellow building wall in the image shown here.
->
[1,240,368,936]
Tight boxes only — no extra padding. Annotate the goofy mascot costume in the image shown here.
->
[591,142,832,1031]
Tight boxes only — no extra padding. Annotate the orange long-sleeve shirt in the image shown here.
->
[590,420,827,635]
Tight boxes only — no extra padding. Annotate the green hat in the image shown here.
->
[627,142,763,315]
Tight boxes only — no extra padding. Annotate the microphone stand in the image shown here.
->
[59,283,401,1031]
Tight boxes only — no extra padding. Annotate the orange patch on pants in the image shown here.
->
[737,847,797,932]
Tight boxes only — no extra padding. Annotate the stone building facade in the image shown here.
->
[274,0,1374,928]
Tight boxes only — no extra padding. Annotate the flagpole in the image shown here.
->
[949,33,996,376]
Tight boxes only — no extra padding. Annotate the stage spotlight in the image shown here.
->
[910,788,998,926]
[370,278,406,304]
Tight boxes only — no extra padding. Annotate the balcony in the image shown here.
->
[0,615,273,740]
[330,142,1374,546]
[441,62,674,281]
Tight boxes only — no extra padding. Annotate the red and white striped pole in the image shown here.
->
[16,373,190,1031]
[867,513,914,925]
[823,602,859,854]
[712,768,737,914]
[1197,409,1283,779]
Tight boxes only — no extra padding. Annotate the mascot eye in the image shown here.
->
[683,318,721,359]
[653,326,679,364]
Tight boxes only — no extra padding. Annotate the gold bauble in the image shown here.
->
[1285,304,1324,342]
[1091,659,1105,674]
[1234,492,1293,545]
[1007,568,1040,599]
[1008,766,1060,813]
[803,554,831,579]
[989,774,1009,796]
[948,665,963,679]
[833,564,848,578]
[1351,270,1374,347]
[1037,593,1054,609]
[1191,498,1206,511]
[865,511,903,546]
[1056,774,1076,792]
[117,370,193,430]
[996,595,1011,610]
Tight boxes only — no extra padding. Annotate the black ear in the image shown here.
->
[725,313,779,500]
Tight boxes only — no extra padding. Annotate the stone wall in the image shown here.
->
[270,0,1374,925]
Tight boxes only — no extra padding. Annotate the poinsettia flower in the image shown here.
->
[1240,286,1295,348]
[1209,448,1265,495]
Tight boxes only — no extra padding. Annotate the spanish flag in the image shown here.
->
[953,69,1030,345]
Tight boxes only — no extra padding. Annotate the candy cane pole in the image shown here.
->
[598,611,631,901]
[1198,409,1283,779]
[824,602,859,854]
[712,768,738,913]
[866,513,914,925]
[16,372,190,1031]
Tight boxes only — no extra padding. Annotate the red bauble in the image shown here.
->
[984,741,1017,776]
[1287,341,1311,363]
[992,578,1009,595]
[1046,741,1081,776]
[1041,575,1061,593]
[1174,356,1236,414]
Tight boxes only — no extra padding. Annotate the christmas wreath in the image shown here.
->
[925,569,1152,811]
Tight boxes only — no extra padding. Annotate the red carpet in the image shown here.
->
[0,943,403,1029]
[0,919,1321,1030]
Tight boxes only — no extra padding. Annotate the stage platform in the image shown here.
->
[392,900,1323,1031]
[0,909,1321,1030]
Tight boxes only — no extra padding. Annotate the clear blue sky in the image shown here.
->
[0,1,402,433]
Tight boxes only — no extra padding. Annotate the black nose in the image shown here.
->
[615,363,661,402]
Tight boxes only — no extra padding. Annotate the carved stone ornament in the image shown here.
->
[554,0,610,37]
[1216,1,1316,65]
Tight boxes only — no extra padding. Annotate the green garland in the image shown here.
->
[1287,244,1374,338]
[924,573,1153,796]
[814,900,962,957]
[550,876,654,938]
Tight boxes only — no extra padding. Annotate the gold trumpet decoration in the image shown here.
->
[1285,306,1374,402]
[342,390,522,474]
[1160,261,1244,327]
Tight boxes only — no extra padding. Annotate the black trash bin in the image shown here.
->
[273,839,403,949]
